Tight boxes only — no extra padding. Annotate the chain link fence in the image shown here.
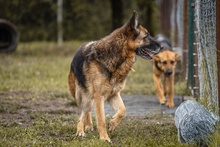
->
[194,0,218,114]
[158,0,218,115]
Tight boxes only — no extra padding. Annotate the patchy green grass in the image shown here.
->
[0,41,186,97]
[0,103,191,147]
[0,100,28,113]
[0,41,82,93]
[207,125,220,147]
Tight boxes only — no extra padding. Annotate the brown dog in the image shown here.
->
[68,11,162,142]
[152,34,179,108]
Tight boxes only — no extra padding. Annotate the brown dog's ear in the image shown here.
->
[154,55,160,62]
[175,53,179,61]
[128,10,139,30]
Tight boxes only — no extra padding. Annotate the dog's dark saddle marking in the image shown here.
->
[154,34,172,53]
[154,34,173,72]
[70,42,93,88]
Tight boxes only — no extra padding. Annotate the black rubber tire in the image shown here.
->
[0,19,19,53]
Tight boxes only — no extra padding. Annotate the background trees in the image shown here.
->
[0,0,159,42]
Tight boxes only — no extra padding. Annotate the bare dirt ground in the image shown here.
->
[0,91,80,127]
[0,91,180,127]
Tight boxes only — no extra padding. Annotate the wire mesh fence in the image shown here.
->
[158,0,218,115]
[194,0,218,114]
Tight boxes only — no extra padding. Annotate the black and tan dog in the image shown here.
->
[68,11,162,142]
[152,34,179,108]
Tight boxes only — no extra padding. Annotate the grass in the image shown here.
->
[0,100,28,113]
[2,102,218,146]
[0,41,187,97]
[0,106,189,147]
[0,41,82,93]
[1,41,218,146]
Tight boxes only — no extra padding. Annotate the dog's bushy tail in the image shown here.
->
[68,71,76,100]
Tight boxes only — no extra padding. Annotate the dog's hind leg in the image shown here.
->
[76,92,94,137]
[107,93,126,132]
[85,106,94,132]
[76,110,86,137]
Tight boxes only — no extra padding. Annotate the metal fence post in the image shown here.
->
[216,0,220,115]
[187,0,195,93]
[183,0,188,79]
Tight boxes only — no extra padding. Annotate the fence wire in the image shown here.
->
[194,0,218,114]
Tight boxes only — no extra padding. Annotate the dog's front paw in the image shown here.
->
[108,117,120,132]
[100,135,111,142]
[108,120,116,132]
[85,125,94,132]
[166,102,174,108]
[159,98,166,105]
[76,131,86,137]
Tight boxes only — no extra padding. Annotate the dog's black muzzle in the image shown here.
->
[136,36,163,60]
[165,69,173,78]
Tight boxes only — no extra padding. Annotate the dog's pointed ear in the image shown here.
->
[154,55,160,62]
[175,53,179,61]
[128,10,139,30]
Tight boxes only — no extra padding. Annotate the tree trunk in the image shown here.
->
[57,0,63,45]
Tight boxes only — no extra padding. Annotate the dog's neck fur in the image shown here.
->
[91,30,136,81]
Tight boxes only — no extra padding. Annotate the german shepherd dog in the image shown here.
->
[68,11,162,142]
[152,34,179,108]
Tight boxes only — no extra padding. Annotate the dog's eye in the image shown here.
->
[143,35,148,39]
[143,33,150,39]
[162,61,167,65]
[171,61,174,64]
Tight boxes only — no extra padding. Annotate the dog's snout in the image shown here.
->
[165,69,173,77]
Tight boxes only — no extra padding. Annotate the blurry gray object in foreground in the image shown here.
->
[0,19,19,52]
[175,100,219,145]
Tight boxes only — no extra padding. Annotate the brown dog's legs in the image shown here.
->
[94,93,110,142]
[85,109,93,132]
[76,92,94,137]
[76,111,86,137]
[166,73,175,108]
[163,75,167,96]
[153,74,166,104]
[107,93,126,132]
[77,109,94,137]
